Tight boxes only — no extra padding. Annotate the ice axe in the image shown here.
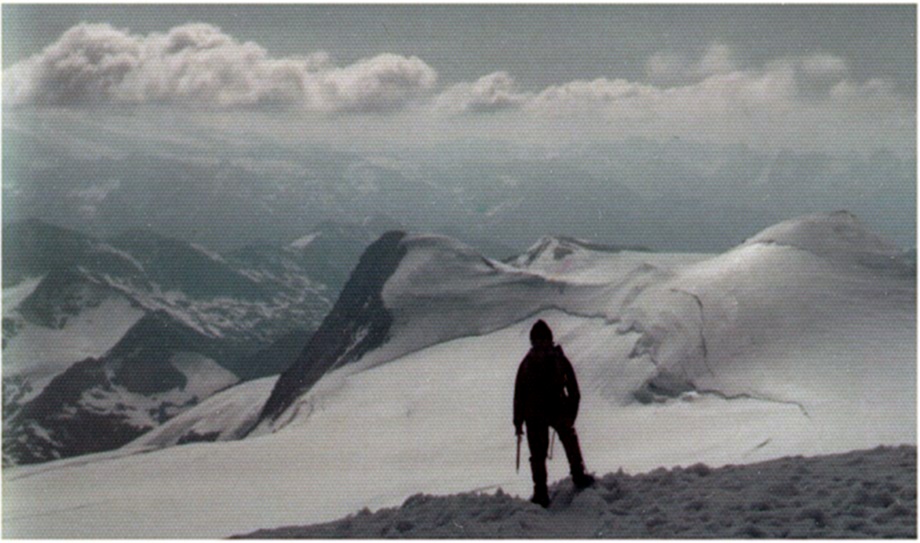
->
[514,434,522,472]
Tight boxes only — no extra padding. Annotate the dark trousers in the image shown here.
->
[525,418,586,489]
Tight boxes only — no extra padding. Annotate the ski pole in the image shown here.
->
[548,429,556,460]
[516,434,522,473]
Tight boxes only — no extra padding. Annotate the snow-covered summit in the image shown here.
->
[742,210,912,273]
[258,231,409,424]
[260,212,915,441]
[258,230,576,427]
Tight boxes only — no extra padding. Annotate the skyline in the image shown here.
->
[2,4,916,251]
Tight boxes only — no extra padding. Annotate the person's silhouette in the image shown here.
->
[514,319,595,507]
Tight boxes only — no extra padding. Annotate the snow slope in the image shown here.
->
[508,235,656,280]
[1,276,43,313]
[240,445,917,539]
[2,212,914,538]
[1,272,147,418]
[124,376,278,450]
[2,293,144,394]
[2,220,335,465]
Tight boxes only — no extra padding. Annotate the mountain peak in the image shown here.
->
[110,229,265,299]
[258,230,408,424]
[3,219,143,287]
[742,211,910,272]
[286,219,408,291]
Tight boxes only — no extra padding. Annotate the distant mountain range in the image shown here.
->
[0,216,414,464]
[6,125,914,255]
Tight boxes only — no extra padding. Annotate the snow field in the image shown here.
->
[124,376,278,449]
[4,308,903,539]
[1,276,44,312]
[168,352,238,401]
[2,294,146,402]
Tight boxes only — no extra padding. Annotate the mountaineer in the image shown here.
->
[514,319,595,507]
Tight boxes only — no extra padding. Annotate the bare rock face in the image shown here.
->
[259,231,408,424]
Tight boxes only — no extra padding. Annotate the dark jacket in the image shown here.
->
[513,343,581,430]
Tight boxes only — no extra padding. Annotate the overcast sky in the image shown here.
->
[4,4,916,153]
[4,5,916,91]
[2,4,916,249]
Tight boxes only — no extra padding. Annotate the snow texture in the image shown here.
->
[239,445,916,539]
[290,233,320,249]
[2,291,145,401]
[1,212,914,538]
[124,376,277,449]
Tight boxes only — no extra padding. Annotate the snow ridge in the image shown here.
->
[743,210,912,273]
[238,446,916,539]
[258,212,915,439]
[258,231,409,425]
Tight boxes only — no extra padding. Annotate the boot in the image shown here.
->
[572,471,595,490]
[530,484,550,508]
[558,426,594,489]
[529,456,549,507]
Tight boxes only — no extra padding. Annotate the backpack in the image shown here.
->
[527,345,572,419]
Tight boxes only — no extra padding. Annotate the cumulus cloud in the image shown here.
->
[4,24,911,156]
[799,53,848,79]
[696,43,737,76]
[645,42,737,83]
[514,44,903,132]
[3,23,437,113]
[430,43,910,155]
[526,78,657,117]
[312,54,437,113]
[433,71,532,114]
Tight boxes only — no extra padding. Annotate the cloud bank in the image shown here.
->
[3,23,913,156]
[3,23,438,113]
[428,45,912,155]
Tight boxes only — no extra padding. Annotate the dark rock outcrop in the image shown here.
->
[4,358,148,464]
[258,231,408,424]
